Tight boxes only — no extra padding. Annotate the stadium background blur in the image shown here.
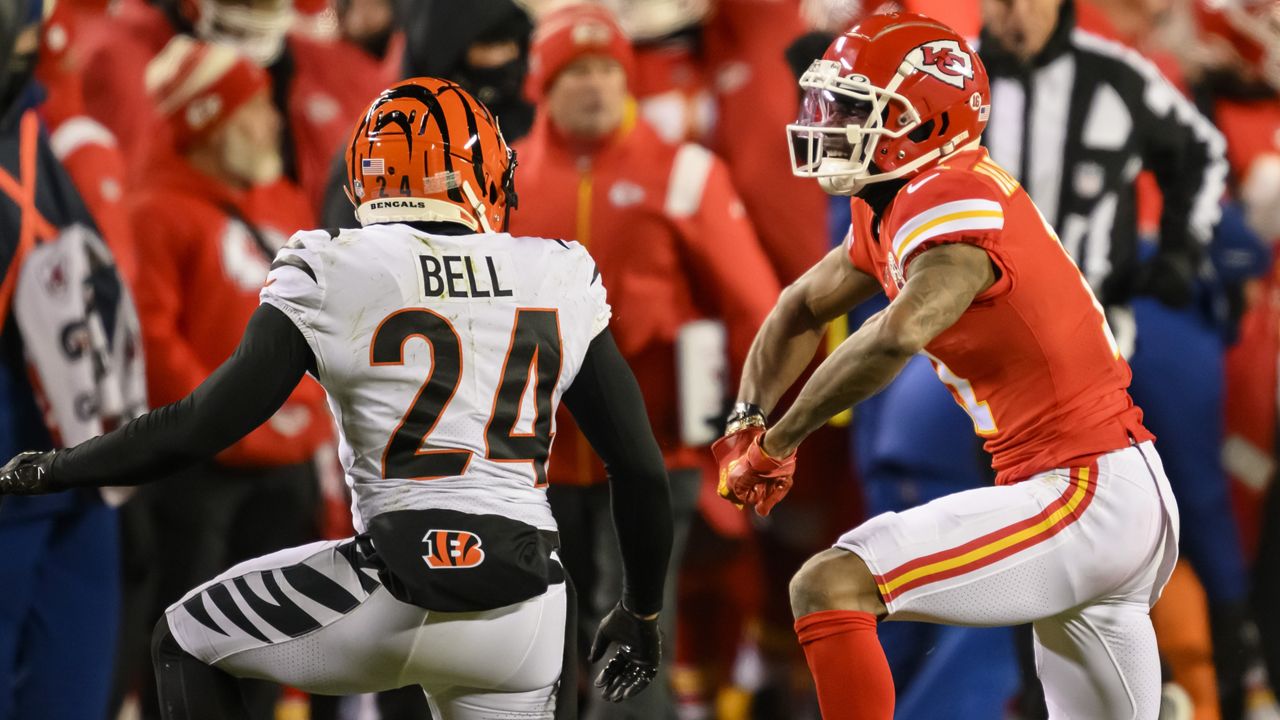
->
[2,0,1280,719]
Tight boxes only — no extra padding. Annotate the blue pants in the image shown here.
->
[1127,297,1248,605]
[0,492,120,720]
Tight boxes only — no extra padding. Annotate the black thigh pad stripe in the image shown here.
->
[335,540,382,595]
[181,594,227,637]
[233,574,322,639]
[270,255,318,284]
[207,583,271,643]
[281,562,361,615]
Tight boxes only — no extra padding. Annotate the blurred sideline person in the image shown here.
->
[78,0,395,215]
[0,76,673,720]
[0,2,146,719]
[335,0,403,74]
[509,5,780,718]
[715,12,1179,720]
[321,0,535,229]
[118,37,335,719]
[400,0,534,141]
[33,0,138,288]
[977,1,1251,716]
[1201,0,1280,701]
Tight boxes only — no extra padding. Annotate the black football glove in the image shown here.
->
[1134,250,1196,308]
[0,451,57,509]
[588,602,661,703]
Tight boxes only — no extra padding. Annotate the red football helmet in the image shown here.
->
[1198,0,1280,90]
[788,12,990,195]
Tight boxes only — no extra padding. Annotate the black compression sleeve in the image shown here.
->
[561,329,673,616]
[50,304,314,487]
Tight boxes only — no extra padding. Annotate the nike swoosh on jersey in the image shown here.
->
[905,174,940,194]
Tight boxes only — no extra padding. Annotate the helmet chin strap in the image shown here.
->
[817,159,864,196]
[461,180,495,233]
[820,131,981,196]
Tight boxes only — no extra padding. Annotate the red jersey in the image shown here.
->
[847,148,1152,484]
[1216,98,1280,184]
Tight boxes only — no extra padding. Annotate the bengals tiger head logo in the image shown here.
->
[423,530,486,569]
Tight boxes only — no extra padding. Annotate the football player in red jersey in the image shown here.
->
[713,12,1180,719]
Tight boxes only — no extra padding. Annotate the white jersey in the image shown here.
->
[259,223,610,533]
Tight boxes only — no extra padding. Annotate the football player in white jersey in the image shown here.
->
[0,77,673,720]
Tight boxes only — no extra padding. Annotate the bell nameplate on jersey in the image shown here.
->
[417,252,514,302]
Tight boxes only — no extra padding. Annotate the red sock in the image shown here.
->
[794,610,895,720]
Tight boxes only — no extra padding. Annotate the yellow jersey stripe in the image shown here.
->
[877,468,1092,596]
[893,209,1004,259]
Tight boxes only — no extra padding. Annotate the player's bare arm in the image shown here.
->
[763,243,995,458]
[737,245,882,415]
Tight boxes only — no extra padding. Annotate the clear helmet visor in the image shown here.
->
[787,86,873,175]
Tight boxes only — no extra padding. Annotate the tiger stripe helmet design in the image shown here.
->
[345,77,518,232]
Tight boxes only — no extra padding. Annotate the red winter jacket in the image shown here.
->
[37,0,138,287]
[79,0,397,217]
[128,154,331,467]
[512,112,780,483]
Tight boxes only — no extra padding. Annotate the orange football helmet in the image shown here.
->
[345,77,518,232]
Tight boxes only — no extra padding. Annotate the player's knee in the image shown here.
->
[152,617,179,666]
[789,548,885,619]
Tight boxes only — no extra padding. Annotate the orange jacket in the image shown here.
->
[511,114,780,482]
[128,154,332,467]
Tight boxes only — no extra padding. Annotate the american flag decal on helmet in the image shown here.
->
[423,530,486,569]
[361,157,385,176]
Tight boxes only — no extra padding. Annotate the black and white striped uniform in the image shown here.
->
[977,0,1228,306]
[168,224,612,720]
[42,219,673,718]
[166,536,568,719]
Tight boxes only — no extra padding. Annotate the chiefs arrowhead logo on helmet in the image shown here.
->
[423,530,486,569]
[907,40,975,89]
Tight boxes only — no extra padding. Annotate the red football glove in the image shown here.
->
[711,428,796,517]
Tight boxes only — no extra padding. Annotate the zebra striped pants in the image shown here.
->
[164,537,566,719]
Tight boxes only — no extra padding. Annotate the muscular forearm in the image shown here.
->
[764,311,912,456]
[737,287,828,415]
[763,244,994,457]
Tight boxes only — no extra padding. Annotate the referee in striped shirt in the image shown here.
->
[979,0,1227,322]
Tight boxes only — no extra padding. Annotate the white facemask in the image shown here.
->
[196,0,295,66]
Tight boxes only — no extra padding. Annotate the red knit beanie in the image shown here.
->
[524,3,635,103]
[145,36,271,150]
